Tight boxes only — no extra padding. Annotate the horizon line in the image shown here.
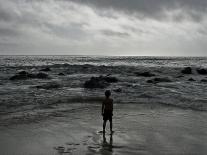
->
[0,54,207,57]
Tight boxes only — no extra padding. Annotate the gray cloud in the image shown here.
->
[0,10,12,22]
[43,22,88,40]
[67,0,207,21]
[0,28,21,39]
[101,29,129,37]
[0,0,207,56]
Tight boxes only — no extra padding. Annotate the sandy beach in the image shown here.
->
[0,103,207,155]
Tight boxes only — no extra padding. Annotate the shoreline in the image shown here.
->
[0,103,207,155]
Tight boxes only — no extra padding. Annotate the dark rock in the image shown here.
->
[147,77,172,84]
[82,64,93,68]
[197,68,207,75]
[36,82,61,89]
[18,71,29,75]
[10,71,30,80]
[102,76,118,83]
[35,72,49,79]
[147,80,154,83]
[176,75,184,78]
[201,79,207,82]
[181,67,192,74]
[10,74,28,80]
[188,78,195,81]
[113,88,122,93]
[58,73,65,76]
[154,77,172,82]
[84,75,117,89]
[84,77,109,89]
[135,71,155,77]
[40,67,51,72]
[10,71,49,80]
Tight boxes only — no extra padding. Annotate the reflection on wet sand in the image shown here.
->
[100,133,113,154]
[1,104,207,155]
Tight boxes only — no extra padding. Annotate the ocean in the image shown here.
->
[0,55,207,125]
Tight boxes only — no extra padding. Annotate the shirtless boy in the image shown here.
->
[102,90,113,134]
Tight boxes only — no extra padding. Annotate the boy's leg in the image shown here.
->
[110,119,112,132]
[103,120,106,133]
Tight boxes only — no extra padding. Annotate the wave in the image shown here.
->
[0,56,207,123]
[1,55,207,68]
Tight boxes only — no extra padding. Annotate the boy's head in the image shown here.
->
[105,90,111,98]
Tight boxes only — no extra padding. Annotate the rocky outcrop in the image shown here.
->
[84,77,109,89]
[201,79,207,82]
[135,71,155,77]
[58,73,65,76]
[102,76,118,83]
[197,68,207,75]
[181,67,192,74]
[10,71,49,80]
[40,67,51,72]
[176,75,184,78]
[113,88,122,93]
[188,78,195,81]
[84,75,118,89]
[35,73,49,79]
[147,77,172,84]
[9,71,30,80]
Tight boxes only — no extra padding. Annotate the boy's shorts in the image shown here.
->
[103,110,112,122]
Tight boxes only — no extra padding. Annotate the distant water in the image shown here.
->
[0,55,207,68]
[0,55,207,125]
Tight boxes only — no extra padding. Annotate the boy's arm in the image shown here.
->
[102,102,104,115]
[111,99,113,115]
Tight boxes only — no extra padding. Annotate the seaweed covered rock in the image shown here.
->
[197,68,207,75]
[113,88,122,93]
[10,71,30,80]
[10,71,49,80]
[135,71,155,77]
[188,78,196,81]
[18,71,29,75]
[84,77,109,89]
[40,67,51,72]
[147,77,172,84]
[35,72,49,79]
[84,75,118,89]
[176,75,184,78]
[201,79,207,82]
[102,76,118,83]
[181,67,192,74]
[58,73,65,76]
[10,74,28,80]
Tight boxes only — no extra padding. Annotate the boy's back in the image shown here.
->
[103,98,113,111]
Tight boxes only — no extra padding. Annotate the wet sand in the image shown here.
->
[0,104,207,155]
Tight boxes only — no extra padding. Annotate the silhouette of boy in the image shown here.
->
[102,90,113,134]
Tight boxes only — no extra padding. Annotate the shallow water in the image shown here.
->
[0,60,207,116]
[0,104,206,155]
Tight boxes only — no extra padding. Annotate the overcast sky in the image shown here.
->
[0,0,207,56]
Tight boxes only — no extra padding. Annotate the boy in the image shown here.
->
[102,90,113,134]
